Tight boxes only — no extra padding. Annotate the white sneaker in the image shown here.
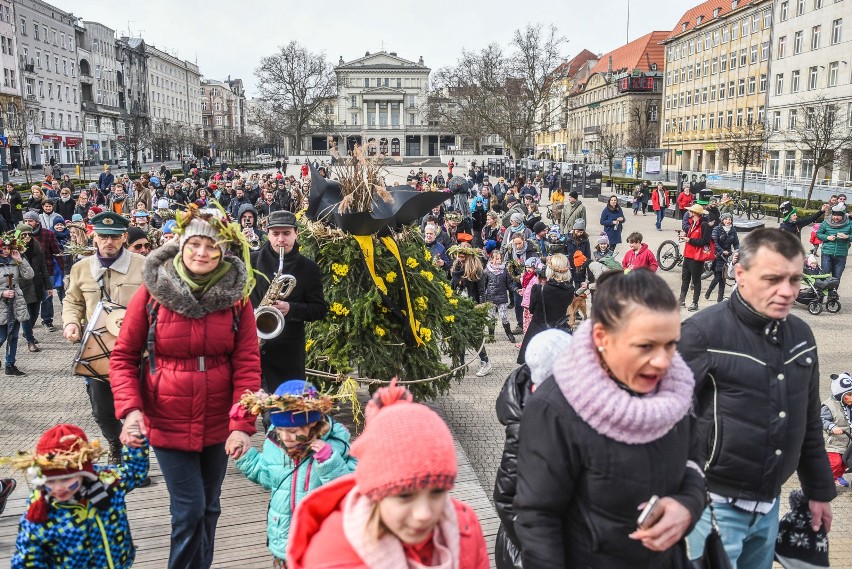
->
[476,361,492,377]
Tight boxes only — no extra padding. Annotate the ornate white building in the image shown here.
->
[317,51,455,157]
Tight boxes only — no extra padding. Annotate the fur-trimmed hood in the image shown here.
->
[143,240,248,318]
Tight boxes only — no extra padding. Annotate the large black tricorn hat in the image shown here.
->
[305,164,449,236]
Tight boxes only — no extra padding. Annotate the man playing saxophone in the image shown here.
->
[249,210,327,395]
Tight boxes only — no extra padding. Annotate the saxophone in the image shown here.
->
[254,248,297,342]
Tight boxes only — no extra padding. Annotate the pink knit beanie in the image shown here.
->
[352,379,457,500]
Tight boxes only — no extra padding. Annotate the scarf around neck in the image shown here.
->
[172,254,232,299]
[551,320,694,444]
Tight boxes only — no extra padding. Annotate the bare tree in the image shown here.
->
[598,124,623,180]
[2,99,36,183]
[432,24,568,158]
[625,100,660,179]
[423,88,490,154]
[788,96,852,208]
[720,118,770,195]
[249,101,290,157]
[255,41,336,155]
[122,114,151,171]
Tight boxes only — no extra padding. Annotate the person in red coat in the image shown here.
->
[287,380,489,569]
[622,232,659,272]
[651,182,670,231]
[110,208,261,569]
[676,187,694,220]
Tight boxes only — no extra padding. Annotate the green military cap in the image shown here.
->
[91,212,130,235]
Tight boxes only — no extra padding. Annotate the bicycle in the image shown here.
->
[656,231,714,279]
[732,194,766,220]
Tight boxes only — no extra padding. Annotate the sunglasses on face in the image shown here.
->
[131,242,151,251]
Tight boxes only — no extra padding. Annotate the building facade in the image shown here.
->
[13,0,81,167]
[115,37,149,166]
[77,21,122,165]
[0,0,21,167]
[145,43,202,161]
[766,0,852,184]
[323,51,454,157]
[660,0,773,174]
[201,77,246,160]
[566,33,666,169]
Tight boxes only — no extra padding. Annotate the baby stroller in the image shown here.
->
[796,272,841,315]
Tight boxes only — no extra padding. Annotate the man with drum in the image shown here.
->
[62,212,146,466]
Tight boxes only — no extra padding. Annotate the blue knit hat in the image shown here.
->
[484,239,497,254]
[161,220,177,234]
[269,380,323,427]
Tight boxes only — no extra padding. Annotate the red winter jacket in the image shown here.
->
[111,248,261,452]
[676,191,693,212]
[621,243,659,272]
[288,475,489,569]
[650,188,669,211]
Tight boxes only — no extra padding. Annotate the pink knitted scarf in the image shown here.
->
[551,320,695,445]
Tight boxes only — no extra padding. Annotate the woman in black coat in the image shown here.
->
[18,228,50,352]
[514,269,705,569]
[517,253,574,364]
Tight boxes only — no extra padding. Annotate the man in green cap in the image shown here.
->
[63,211,146,465]
[779,200,829,239]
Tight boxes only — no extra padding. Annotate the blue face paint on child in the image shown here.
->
[43,475,84,503]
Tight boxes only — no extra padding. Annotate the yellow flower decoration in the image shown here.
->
[449,298,458,306]
[330,302,351,317]
[305,339,314,351]
[331,263,350,278]
[385,271,397,283]
[406,257,419,269]
[442,282,453,298]
[420,327,433,342]
[414,296,428,311]
[374,326,386,337]
[420,270,434,282]
[444,315,455,323]
[423,248,432,262]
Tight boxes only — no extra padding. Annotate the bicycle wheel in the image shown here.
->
[657,241,680,271]
[752,205,766,220]
[702,261,714,280]
[732,201,745,217]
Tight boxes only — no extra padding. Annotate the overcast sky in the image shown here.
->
[62,0,698,97]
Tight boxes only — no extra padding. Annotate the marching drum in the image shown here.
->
[73,300,126,381]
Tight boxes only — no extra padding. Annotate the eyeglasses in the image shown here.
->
[96,234,123,241]
[131,243,151,251]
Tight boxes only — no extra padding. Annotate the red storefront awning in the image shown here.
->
[65,136,81,146]
[41,134,62,143]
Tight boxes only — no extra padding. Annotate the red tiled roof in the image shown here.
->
[664,0,763,42]
[588,31,669,77]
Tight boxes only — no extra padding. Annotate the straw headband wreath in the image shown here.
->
[229,387,347,422]
[447,244,485,259]
[0,437,104,486]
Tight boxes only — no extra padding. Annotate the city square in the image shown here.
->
[0,0,850,568]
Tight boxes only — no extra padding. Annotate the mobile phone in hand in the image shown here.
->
[637,496,663,530]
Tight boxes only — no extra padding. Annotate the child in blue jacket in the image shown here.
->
[6,423,149,569]
[233,380,356,568]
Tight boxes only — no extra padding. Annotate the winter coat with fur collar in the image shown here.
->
[110,242,261,451]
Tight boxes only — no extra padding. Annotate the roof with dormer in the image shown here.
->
[588,31,668,77]
[664,0,766,42]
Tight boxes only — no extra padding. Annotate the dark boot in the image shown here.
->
[503,322,516,343]
[4,365,25,376]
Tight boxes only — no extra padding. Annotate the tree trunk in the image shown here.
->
[739,162,747,195]
[294,129,303,154]
[805,166,820,209]
[608,158,613,180]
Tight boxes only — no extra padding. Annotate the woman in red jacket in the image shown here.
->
[676,187,693,220]
[287,380,489,569]
[110,207,261,569]
[679,204,712,311]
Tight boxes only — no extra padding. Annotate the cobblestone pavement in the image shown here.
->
[1,165,851,566]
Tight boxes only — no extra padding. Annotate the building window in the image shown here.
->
[726,110,733,127]
[409,113,415,126]
[742,19,750,37]
[794,31,803,54]
[729,81,735,98]
[711,57,718,73]
[828,61,838,87]
[750,45,758,64]
[759,74,767,92]
[763,9,772,28]
[740,48,747,67]
[731,52,737,69]
[738,79,746,96]
[808,66,818,89]
[792,70,801,92]
[748,77,756,94]
[789,108,798,129]
[773,110,781,131]
[736,109,744,126]
[719,83,725,99]
[778,35,787,58]
[832,19,842,45]
[747,107,755,124]
[811,25,821,50]
[797,0,805,16]
[761,42,769,61]
[720,53,727,72]
[814,0,822,8]
[215,115,222,126]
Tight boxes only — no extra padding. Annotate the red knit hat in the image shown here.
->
[36,424,98,481]
[352,379,457,500]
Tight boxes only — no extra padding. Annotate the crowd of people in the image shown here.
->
[0,158,849,569]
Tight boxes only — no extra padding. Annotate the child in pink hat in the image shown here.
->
[286,380,488,569]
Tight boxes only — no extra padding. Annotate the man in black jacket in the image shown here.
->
[779,200,829,238]
[250,210,327,398]
[680,228,835,567]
